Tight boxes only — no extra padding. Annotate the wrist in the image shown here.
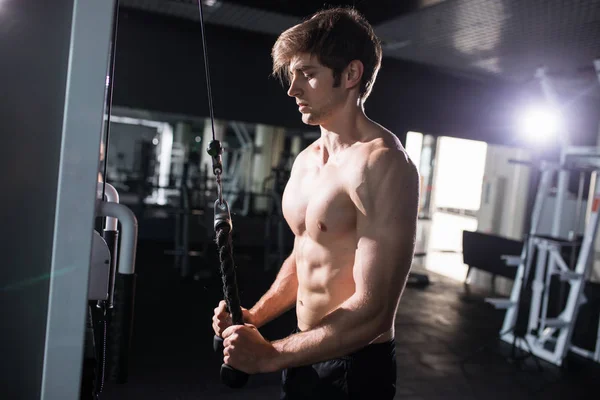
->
[265,341,287,372]
[246,309,261,328]
[269,339,292,371]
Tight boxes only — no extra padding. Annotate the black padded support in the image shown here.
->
[107,273,136,384]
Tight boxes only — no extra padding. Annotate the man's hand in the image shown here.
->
[212,300,255,337]
[221,324,280,374]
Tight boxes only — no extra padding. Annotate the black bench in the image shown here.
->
[462,230,522,290]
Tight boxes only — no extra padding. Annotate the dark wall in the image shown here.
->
[113,8,297,129]
[113,8,600,149]
[0,0,73,397]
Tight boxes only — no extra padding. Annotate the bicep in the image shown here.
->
[352,154,420,315]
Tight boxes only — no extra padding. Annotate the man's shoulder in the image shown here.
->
[298,138,320,158]
[353,129,420,211]
[290,139,318,170]
[358,128,417,179]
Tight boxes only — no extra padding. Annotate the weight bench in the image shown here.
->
[462,230,521,293]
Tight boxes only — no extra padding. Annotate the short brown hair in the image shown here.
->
[271,7,382,102]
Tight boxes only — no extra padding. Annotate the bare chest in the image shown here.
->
[282,164,357,241]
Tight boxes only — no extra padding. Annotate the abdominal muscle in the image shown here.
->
[294,234,393,344]
[295,234,355,330]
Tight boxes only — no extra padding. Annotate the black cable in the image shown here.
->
[196,0,217,143]
[195,1,248,388]
[101,0,120,202]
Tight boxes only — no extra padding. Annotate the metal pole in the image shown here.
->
[536,67,571,239]
[182,185,191,278]
[553,159,569,239]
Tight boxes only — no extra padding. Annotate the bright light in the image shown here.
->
[157,123,173,205]
[519,106,562,143]
[434,137,487,211]
[195,136,201,143]
[152,138,159,145]
[405,131,423,171]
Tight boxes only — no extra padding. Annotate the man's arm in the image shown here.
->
[270,148,420,369]
[248,248,298,328]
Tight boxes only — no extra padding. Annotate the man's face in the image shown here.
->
[287,53,344,126]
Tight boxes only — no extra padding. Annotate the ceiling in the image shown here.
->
[119,0,600,99]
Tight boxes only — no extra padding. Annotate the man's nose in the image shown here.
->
[287,79,302,98]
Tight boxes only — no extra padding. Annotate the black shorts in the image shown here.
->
[280,328,397,400]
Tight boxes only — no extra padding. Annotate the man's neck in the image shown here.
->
[318,103,370,161]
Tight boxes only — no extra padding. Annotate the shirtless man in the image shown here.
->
[212,7,419,399]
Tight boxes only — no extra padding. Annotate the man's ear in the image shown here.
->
[344,60,364,90]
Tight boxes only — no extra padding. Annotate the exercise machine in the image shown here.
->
[0,0,144,398]
[486,61,600,367]
[81,182,139,399]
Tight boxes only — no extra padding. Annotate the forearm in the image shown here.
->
[270,294,387,370]
[249,254,298,328]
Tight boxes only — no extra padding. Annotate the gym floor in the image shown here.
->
[98,237,600,400]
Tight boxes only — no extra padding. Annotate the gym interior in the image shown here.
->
[3,0,600,399]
